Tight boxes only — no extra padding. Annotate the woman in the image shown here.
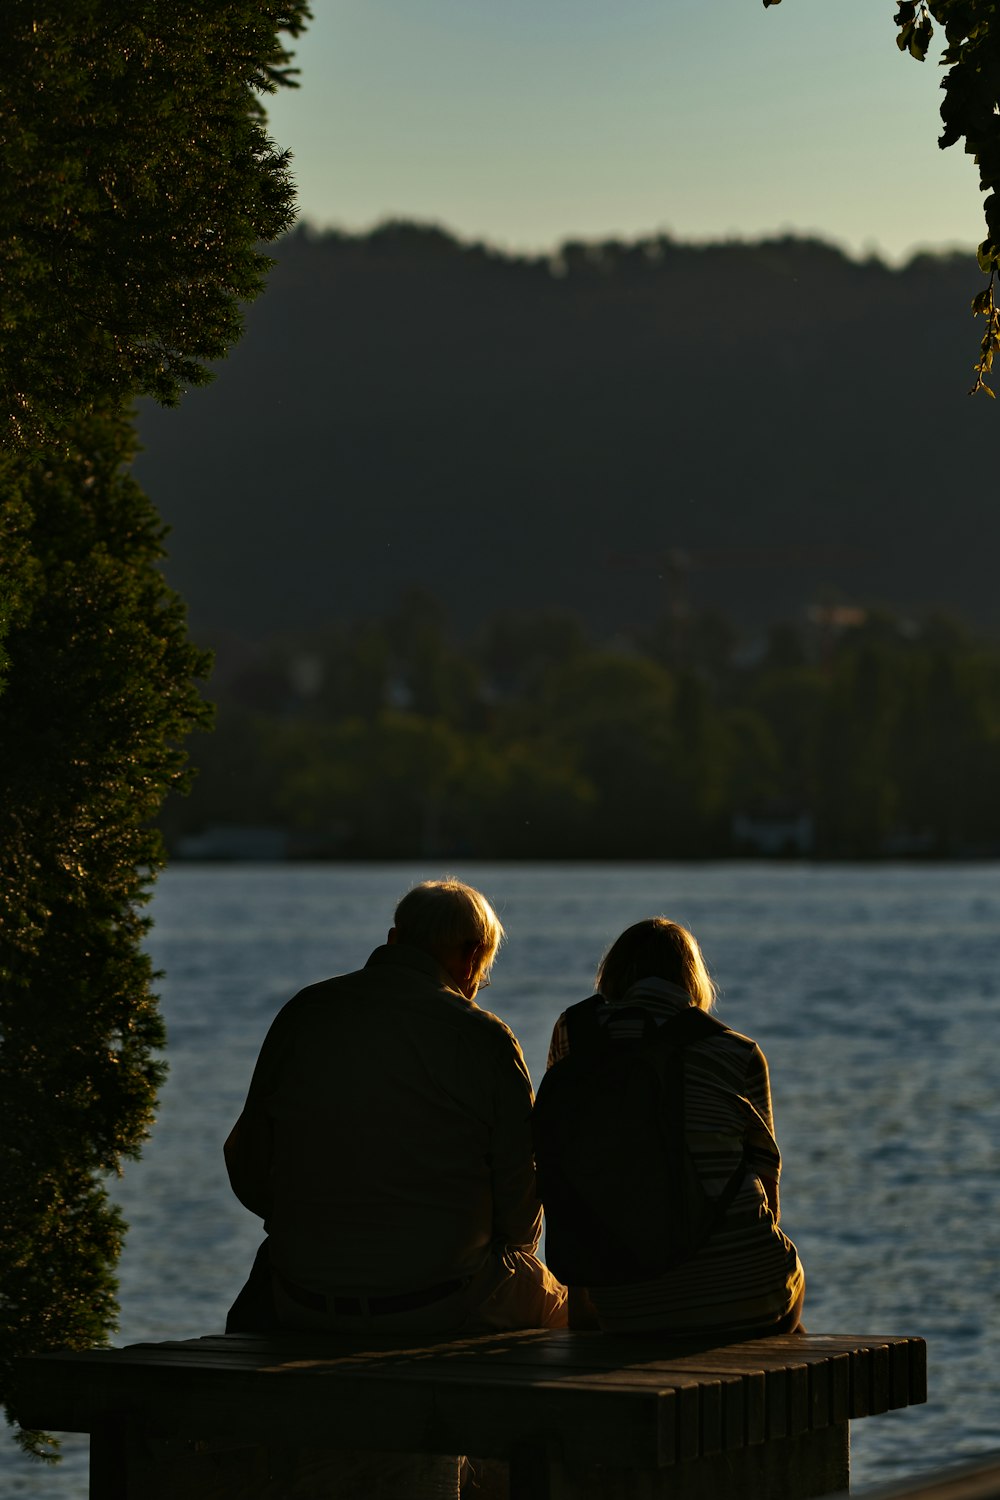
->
[539,917,805,1336]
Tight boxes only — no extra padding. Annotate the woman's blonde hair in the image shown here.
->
[596,917,716,1011]
[394,879,505,968]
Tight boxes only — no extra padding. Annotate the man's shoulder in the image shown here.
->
[286,969,367,1005]
[266,960,526,1064]
[462,1000,525,1051]
[263,969,368,1032]
[464,998,512,1035]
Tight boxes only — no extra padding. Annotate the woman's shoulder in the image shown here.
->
[714,1021,760,1054]
[693,1019,767,1077]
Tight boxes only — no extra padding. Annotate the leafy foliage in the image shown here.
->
[764,0,1000,394]
[969,268,1000,393]
[1,0,308,1459]
[1,413,212,1454]
[0,1,309,443]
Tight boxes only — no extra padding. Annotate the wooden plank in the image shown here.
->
[779,1335,926,1417]
[629,1357,763,1450]
[905,1337,928,1407]
[17,1347,730,1468]
[775,1337,873,1420]
[719,1374,752,1452]
[31,1362,683,1464]
[16,1334,918,1393]
[764,1335,927,1421]
[806,1358,830,1431]
[56,1330,919,1390]
[762,1345,850,1427]
[475,1332,907,1446]
[673,1383,702,1464]
[807,1353,839,1428]
[17,1357,680,1470]
[887,1339,912,1409]
[694,1374,723,1457]
[786,1361,811,1437]
[871,1341,893,1414]
[103,1338,923,1374]
[821,1337,892,1417]
[429,1353,744,1460]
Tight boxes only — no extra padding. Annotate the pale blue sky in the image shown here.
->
[264,0,980,264]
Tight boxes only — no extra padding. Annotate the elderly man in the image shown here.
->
[224,878,566,1333]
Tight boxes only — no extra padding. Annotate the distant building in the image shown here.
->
[732,806,815,857]
[172,824,350,861]
[173,825,290,861]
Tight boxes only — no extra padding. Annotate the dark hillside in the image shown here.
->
[134,224,996,643]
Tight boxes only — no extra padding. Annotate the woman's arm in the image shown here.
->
[744,1044,782,1223]
[758,1172,780,1223]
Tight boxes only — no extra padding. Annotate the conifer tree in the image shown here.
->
[1,2,309,441]
[1,417,212,1456]
[1,1,309,1454]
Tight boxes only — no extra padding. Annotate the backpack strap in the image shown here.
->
[642,1005,750,1241]
[562,994,605,1058]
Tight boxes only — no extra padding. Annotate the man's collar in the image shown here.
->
[365,941,468,997]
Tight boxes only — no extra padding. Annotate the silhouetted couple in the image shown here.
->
[225,879,803,1339]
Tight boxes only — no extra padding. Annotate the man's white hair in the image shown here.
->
[393,879,504,964]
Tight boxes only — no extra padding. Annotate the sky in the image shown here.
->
[262,0,982,266]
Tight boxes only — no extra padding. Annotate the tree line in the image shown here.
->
[165,593,1000,862]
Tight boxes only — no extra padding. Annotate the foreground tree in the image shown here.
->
[0,1,309,1454]
[0,417,211,1455]
[1,1,308,441]
[764,0,1000,394]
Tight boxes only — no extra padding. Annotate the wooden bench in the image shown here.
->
[13,1328,926,1499]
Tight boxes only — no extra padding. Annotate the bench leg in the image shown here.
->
[508,1443,555,1500]
[518,1423,850,1500]
[89,1432,463,1500]
[90,1420,129,1500]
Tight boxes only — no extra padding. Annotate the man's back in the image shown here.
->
[227,942,542,1294]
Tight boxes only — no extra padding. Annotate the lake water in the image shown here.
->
[4,862,999,1496]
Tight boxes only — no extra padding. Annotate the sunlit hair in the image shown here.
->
[394,879,505,971]
[596,917,716,1011]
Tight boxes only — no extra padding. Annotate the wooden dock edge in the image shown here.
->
[827,1454,1000,1500]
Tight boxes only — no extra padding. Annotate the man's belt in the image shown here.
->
[276,1271,470,1317]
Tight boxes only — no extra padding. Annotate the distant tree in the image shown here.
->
[522,653,686,856]
[166,595,1000,861]
[815,643,904,855]
[749,664,827,809]
[764,0,1000,394]
[478,609,588,696]
[276,713,468,857]
[386,590,482,726]
[891,641,1000,851]
[1,0,309,1457]
[461,741,596,858]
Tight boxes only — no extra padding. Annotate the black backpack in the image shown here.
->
[532,996,747,1287]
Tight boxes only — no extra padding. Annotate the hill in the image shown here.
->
[134,222,997,645]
